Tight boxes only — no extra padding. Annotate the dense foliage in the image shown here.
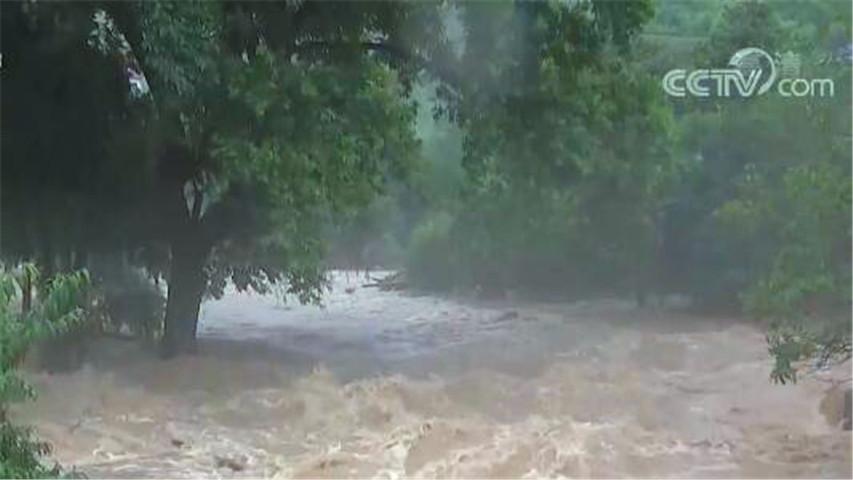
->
[667,1,851,382]
[398,0,851,380]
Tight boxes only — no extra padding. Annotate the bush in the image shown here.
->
[0,264,89,476]
[0,423,60,478]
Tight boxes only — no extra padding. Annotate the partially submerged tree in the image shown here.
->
[98,1,442,355]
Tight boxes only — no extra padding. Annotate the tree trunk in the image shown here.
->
[157,143,214,358]
[161,238,209,358]
[21,268,32,315]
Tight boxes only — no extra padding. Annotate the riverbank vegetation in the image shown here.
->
[0,266,90,476]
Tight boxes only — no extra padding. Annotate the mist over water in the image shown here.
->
[13,272,851,478]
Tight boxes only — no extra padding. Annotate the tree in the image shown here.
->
[655,0,851,379]
[406,0,677,297]
[714,72,851,383]
[102,1,450,355]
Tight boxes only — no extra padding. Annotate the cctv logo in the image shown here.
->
[663,47,834,98]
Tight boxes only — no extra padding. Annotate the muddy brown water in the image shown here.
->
[13,271,852,478]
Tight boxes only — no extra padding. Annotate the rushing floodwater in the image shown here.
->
[14,271,852,478]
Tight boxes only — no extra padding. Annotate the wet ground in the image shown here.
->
[13,271,852,478]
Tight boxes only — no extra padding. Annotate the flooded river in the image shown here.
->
[13,272,852,478]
